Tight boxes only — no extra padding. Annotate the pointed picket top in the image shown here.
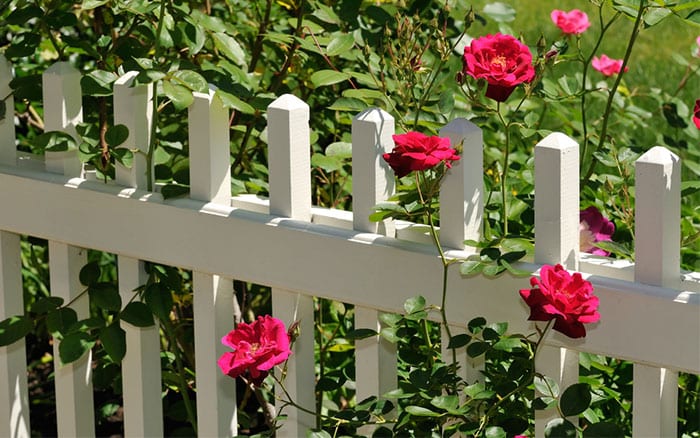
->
[534,132,579,269]
[352,107,395,235]
[439,118,483,250]
[0,55,15,166]
[267,94,311,221]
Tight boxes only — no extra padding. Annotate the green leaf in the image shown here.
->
[120,302,155,327]
[99,322,126,362]
[325,142,352,158]
[79,261,101,286]
[172,70,208,93]
[686,8,700,24]
[212,32,246,66]
[0,316,32,346]
[327,97,367,112]
[326,33,355,57]
[112,147,134,168]
[447,333,471,349]
[485,427,506,438]
[464,382,495,400]
[582,421,624,437]
[344,328,377,340]
[7,6,44,25]
[483,2,516,22]
[105,124,129,148]
[460,260,484,276]
[163,80,194,110]
[560,383,592,416]
[405,406,441,417]
[682,180,700,197]
[311,153,344,172]
[89,282,122,312]
[310,70,351,88]
[535,375,560,398]
[34,131,77,152]
[430,395,460,413]
[644,7,672,26]
[81,0,109,10]
[81,70,118,96]
[467,341,488,358]
[161,184,190,199]
[544,418,577,437]
[492,337,523,352]
[403,295,426,314]
[468,317,487,334]
[215,90,255,115]
[59,332,95,364]
[46,307,78,336]
[144,282,174,321]
[500,259,531,277]
[31,297,64,314]
[307,429,332,438]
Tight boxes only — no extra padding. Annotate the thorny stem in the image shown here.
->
[496,103,511,237]
[582,0,646,183]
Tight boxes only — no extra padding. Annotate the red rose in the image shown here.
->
[382,131,460,178]
[693,99,700,129]
[580,206,615,256]
[218,315,292,386]
[551,9,591,35]
[591,54,628,77]
[462,33,535,102]
[519,264,600,339]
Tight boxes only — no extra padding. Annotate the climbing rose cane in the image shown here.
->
[693,99,700,129]
[218,315,292,386]
[580,206,615,256]
[382,132,460,178]
[462,33,535,102]
[591,54,629,77]
[519,264,600,339]
[551,9,591,35]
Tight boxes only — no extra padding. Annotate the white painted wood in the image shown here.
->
[118,256,163,437]
[272,289,315,437]
[114,71,153,189]
[42,62,83,177]
[633,146,681,438]
[0,56,16,166]
[351,107,395,236]
[188,86,230,204]
[534,133,580,438]
[355,306,397,401]
[48,241,94,437]
[0,232,29,438]
[0,169,696,373]
[439,118,483,250]
[193,272,237,438]
[534,133,579,270]
[267,94,311,220]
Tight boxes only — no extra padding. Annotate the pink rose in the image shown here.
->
[592,54,629,77]
[520,264,600,339]
[551,9,591,35]
[580,206,615,256]
[462,33,535,102]
[693,99,700,130]
[218,315,292,386]
[383,132,460,178]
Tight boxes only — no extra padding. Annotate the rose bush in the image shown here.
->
[551,9,591,35]
[591,54,629,76]
[520,264,600,339]
[382,132,459,178]
[462,33,535,102]
[218,315,292,386]
[580,206,616,256]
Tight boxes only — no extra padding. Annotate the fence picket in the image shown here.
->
[633,146,681,438]
[114,71,153,189]
[0,56,15,166]
[267,94,316,436]
[42,63,83,177]
[0,231,29,438]
[534,133,580,437]
[48,242,94,437]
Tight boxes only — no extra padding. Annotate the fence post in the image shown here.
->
[633,146,680,438]
[268,94,316,437]
[0,231,30,438]
[0,56,16,166]
[48,242,94,437]
[351,108,397,418]
[534,133,580,437]
[42,62,83,177]
[113,71,153,189]
[187,87,238,437]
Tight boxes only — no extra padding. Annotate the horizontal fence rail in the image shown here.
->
[0,56,698,438]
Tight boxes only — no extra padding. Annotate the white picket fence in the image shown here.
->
[0,56,698,438]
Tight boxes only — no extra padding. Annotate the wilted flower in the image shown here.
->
[520,264,600,339]
[551,9,591,35]
[218,315,292,386]
[580,206,615,256]
[462,33,535,102]
[592,54,629,76]
[383,132,460,178]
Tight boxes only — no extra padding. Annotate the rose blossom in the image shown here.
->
[693,99,700,130]
[580,206,615,256]
[520,264,600,339]
[462,33,535,102]
[218,315,292,386]
[382,132,460,178]
[591,54,629,77]
[551,9,591,35]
